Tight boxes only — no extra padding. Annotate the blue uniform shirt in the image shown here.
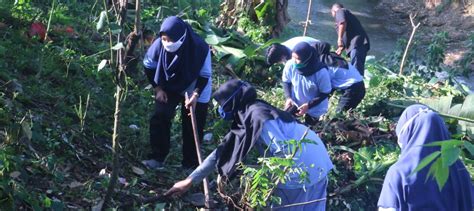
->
[282,60,332,118]
[328,64,363,89]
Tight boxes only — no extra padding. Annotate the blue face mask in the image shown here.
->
[217,83,245,121]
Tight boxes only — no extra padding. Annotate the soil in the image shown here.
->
[375,0,474,67]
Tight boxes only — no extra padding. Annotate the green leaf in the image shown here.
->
[96,11,107,31]
[411,151,441,175]
[459,94,474,120]
[423,140,463,147]
[205,34,230,45]
[464,141,474,156]
[441,143,461,168]
[420,95,452,114]
[433,157,449,191]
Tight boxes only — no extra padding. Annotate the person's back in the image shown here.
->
[266,36,320,65]
[335,8,369,52]
[282,36,320,50]
[378,105,473,211]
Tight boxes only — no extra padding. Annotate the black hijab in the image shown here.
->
[292,42,327,76]
[314,41,349,69]
[213,79,295,178]
[148,16,209,93]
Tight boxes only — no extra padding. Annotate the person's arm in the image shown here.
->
[334,10,347,55]
[188,149,217,184]
[307,93,329,109]
[164,149,217,197]
[143,39,161,87]
[282,82,292,99]
[193,50,211,96]
[337,22,346,49]
[308,69,331,109]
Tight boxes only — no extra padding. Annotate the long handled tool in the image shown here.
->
[185,93,212,209]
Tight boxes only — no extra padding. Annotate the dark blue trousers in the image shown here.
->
[350,45,369,76]
[336,81,366,112]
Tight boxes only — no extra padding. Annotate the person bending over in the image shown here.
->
[282,42,332,126]
[266,36,320,66]
[165,79,333,210]
[314,42,365,112]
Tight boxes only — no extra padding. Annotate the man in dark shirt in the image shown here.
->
[331,3,370,75]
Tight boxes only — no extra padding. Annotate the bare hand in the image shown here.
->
[296,103,309,116]
[284,98,295,110]
[336,46,344,56]
[185,92,198,110]
[164,178,193,197]
[155,87,168,103]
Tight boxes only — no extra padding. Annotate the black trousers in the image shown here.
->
[336,81,366,112]
[349,45,369,76]
[149,91,208,168]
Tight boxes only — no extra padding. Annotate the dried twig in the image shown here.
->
[399,13,420,75]
[302,0,313,36]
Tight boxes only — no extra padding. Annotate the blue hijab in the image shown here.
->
[292,42,326,76]
[146,16,209,93]
[378,104,472,210]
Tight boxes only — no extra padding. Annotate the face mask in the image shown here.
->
[292,51,313,69]
[162,30,186,53]
[293,62,307,69]
[217,83,245,121]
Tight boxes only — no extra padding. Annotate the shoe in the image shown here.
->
[141,159,164,170]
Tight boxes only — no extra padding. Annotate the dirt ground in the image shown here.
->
[375,0,474,67]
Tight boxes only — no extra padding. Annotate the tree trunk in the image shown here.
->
[272,0,289,38]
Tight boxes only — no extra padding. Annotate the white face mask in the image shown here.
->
[162,30,186,53]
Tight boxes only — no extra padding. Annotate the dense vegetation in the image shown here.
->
[0,0,473,210]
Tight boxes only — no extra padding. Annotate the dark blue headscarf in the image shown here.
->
[145,16,209,93]
[313,42,349,69]
[378,104,473,210]
[292,42,326,76]
[212,79,295,178]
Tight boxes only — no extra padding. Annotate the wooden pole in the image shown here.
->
[303,0,313,36]
[399,13,420,75]
[185,93,212,209]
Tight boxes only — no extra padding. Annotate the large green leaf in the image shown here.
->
[441,143,461,168]
[460,94,474,120]
[420,95,452,113]
[432,157,450,191]
[411,151,440,175]
[464,141,474,156]
[205,34,230,45]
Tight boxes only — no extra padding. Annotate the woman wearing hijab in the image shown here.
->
[282,42,332,126]
[165,79,333,210]
[142,16,212,170]
[314,42,365,112]
[378,104,472,211]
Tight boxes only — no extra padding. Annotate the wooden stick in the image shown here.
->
[399,13,420,75]
[185,93,212,209]
[303,0,313,36]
